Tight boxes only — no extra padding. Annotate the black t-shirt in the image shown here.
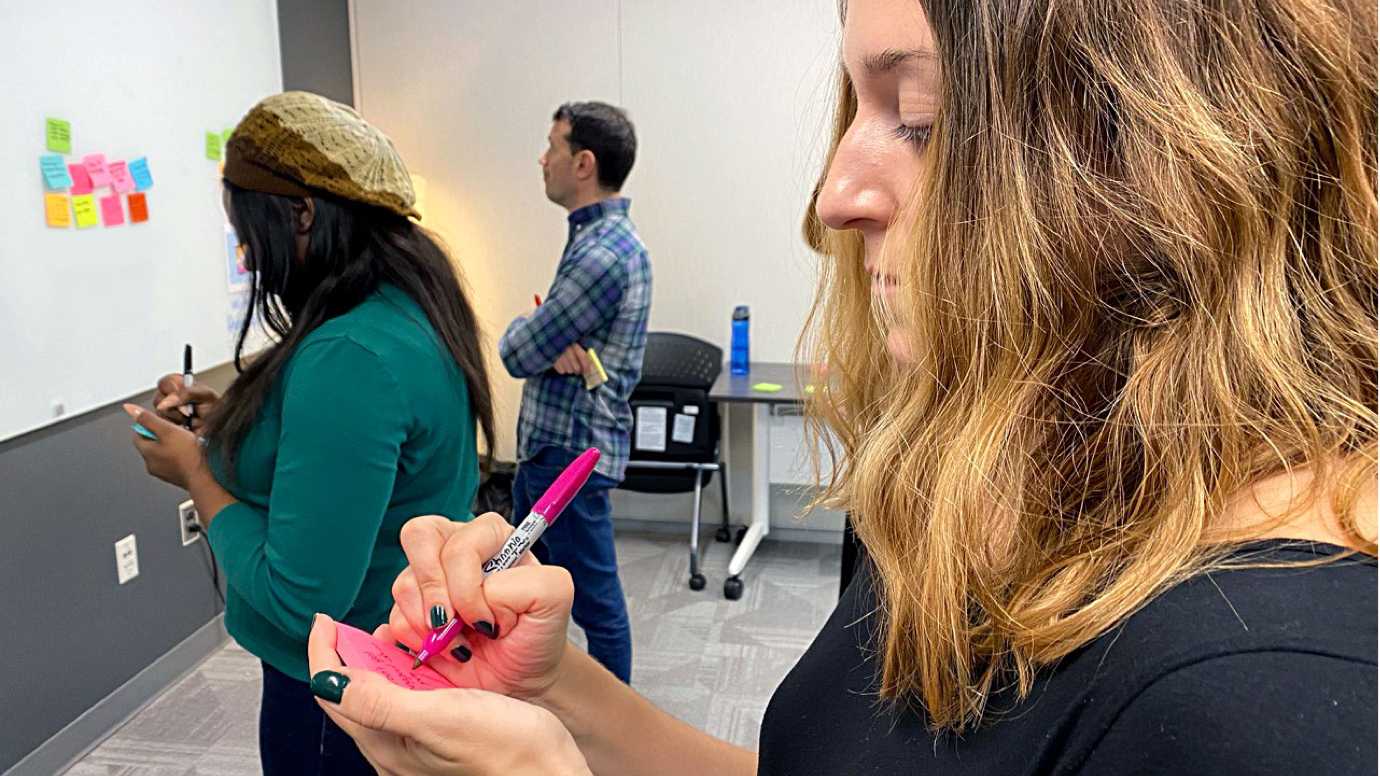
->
[759,541,1377,775]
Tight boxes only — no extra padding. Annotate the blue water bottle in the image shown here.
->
[730,305,750,375]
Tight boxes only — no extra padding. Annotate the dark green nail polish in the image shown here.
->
[451,645,472,662]
[429,605,448,628]
[310,671,349,704]
[475,620,497,638]
[394,641,412,654]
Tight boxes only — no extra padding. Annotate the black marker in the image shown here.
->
[182,344,194,429]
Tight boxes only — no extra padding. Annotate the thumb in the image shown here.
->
[311,664,434,739]
[124,404,180,436]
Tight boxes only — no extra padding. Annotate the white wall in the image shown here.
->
[352,0,840,464]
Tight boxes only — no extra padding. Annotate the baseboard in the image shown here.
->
[6,615,229,776]
[614,517,843,545]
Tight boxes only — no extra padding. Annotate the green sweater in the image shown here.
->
[207,284,479,681]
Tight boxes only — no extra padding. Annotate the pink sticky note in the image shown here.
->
[83,154,112,188]
[109,160,135,193]
[68,164,93,195]
[333,622,456,691]
[99,193,124,226]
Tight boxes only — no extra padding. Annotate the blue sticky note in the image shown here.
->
[128,156,153,191]
[131,422,158,441]
[40,154,73,190]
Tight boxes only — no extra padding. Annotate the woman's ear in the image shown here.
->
[294,198,317,235]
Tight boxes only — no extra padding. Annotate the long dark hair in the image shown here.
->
[207,181,495,478]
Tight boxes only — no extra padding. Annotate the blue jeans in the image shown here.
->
[512,446,632,683]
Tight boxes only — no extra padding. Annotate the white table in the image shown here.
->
[708,362,804,600]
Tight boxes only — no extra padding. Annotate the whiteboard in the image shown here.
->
[0,1,283,442]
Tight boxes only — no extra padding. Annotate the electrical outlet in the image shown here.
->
[115,534,139,584]
[179,500,201,546]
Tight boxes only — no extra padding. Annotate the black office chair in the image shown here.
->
[620,332,732,591]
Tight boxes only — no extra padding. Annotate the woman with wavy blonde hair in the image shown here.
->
[299,0,1377,773]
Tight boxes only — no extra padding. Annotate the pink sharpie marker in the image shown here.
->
[411,447,601,669]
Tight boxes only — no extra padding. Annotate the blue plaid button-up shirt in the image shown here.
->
[499,198,651,480]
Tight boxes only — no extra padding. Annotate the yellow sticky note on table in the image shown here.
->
[72,194,98,228]
[752,382,783,393]
[44,193,71,228]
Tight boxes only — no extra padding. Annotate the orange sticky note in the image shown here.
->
[72,194,98,228]
[128,192,149,223]
[44,193,72,228]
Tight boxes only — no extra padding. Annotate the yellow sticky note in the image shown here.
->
[44,193,72,228]
[72,194,98,228]
[752,382,783,393]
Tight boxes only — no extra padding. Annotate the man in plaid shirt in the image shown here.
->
[499,102,650,683]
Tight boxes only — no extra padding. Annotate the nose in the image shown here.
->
[815,122,896,233]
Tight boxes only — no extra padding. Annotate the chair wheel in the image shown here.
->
[724,576,744,600]
[734,526,747,545]
[715,526,732,543]
[689,573,706,591]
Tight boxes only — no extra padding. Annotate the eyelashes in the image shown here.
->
[892,123,933,150]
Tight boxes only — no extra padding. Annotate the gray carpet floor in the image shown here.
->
[65,529,842,775]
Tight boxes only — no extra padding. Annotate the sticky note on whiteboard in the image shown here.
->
[40,154,73,190]
[68,164,93,195]
[128,192,149,223]
[109,161,135,193]
[44,193,72,228]
[333,622,456,691]
[46,117,71,153]
[99,194,124,226]
[205,131,222,160]
[128,157,153,190]
[72,195,98,228]
[83,154,112,187]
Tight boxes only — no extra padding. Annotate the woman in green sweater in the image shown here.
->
[125,92,494,776]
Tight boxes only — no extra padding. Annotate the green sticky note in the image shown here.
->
[46,117,71,154]
[205,131,222,161]
[752,382,783,393]
[222,127,233,146]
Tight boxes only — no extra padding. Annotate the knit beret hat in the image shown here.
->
[223,91,419,219]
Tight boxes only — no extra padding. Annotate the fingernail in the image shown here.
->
[474,620,497,639]
[451,645,472,662]
[429,606,448,629]
[309,671,349,704]
[394,641,412,654]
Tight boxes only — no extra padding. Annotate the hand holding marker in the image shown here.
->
[411,447,600,669]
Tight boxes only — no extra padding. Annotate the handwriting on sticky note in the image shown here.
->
[128,157,153,190]
[46,117,71,153]
[83,154,111,187]
[44,193,72,228]
[72,195,98,228]
[68,164,93,195]
[334,622,456,691]
[128,192,148,223]
[109,161,135,193]
[40,154,73,190]
[205,131,222,161]
[99,194,124,226]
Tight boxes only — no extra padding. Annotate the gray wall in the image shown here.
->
[0,366,235,773]
[279,0,355,106]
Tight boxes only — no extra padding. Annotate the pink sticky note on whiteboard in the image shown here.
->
[84,154,112,187]
[99,194,124,226]
[109,160,135,193]
[68,164,93,195]
[333,622,456,691]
